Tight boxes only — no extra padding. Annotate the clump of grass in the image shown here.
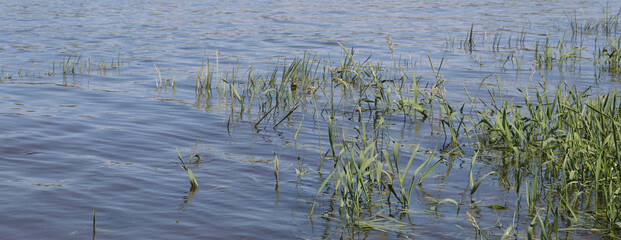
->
[309,87,441,228]
[47,54,126,77]
[196,59,214,97]
[181,44,446,236]
[468,83,621,237]
[178,42,620,238]
[599,38,621,73]
[383,143,441,209]
[534,33,585,70]
[155,63,177,90]
[463,23,476,52]
[567,5,621,36]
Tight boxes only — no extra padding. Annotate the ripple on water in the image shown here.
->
[0,0,618,238]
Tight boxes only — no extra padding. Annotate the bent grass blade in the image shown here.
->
[176,147,198,188]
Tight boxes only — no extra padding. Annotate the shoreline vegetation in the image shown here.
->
[2,7,621,239]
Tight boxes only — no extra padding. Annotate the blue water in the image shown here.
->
[0,0,618,239]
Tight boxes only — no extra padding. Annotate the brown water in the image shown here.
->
[0,0,618,239]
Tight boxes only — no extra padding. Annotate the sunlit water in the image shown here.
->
[0,0,618,239]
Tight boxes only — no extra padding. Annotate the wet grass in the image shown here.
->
[176,139,201,189]
[0,39,616,239]
[4,8,621,238]
[454,82,621,238]
[599,38,621,73]
[0,3,619,240]
[177,40,621,238]
[1,53,127,83]
[185,45,455,235]
[176,147,198,189]
[442,5,621,80]
[567,4,621,37]
[50,53,126,77]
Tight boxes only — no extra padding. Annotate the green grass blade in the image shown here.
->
[471,171,496,195]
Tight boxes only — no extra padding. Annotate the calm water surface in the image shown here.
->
[0,0,618,239]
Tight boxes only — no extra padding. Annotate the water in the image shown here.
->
[1,0,618,239]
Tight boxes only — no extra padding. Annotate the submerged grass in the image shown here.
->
[50,54,126,77]
[468,83,621,237]
[176,139,201,189]
[175,40,621,237]
[443,6,621,78]
[176,147,198,189]
[187,43,447,235]
[3,6,620,238]
[567,4,621,37]
[135,13,621,237]
[0,53,127,83]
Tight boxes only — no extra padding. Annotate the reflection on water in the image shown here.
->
[0,0,619,239]
[92,209,96,240]
[178,187,197,213]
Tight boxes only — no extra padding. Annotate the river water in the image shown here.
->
[0,0,618,239]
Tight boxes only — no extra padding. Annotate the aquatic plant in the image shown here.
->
[155,63,176,90]
[599,38,621,73]
[172,35,621,237]
[175,139,201,189]
[567,5,621,36]
[467,83,621,238]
